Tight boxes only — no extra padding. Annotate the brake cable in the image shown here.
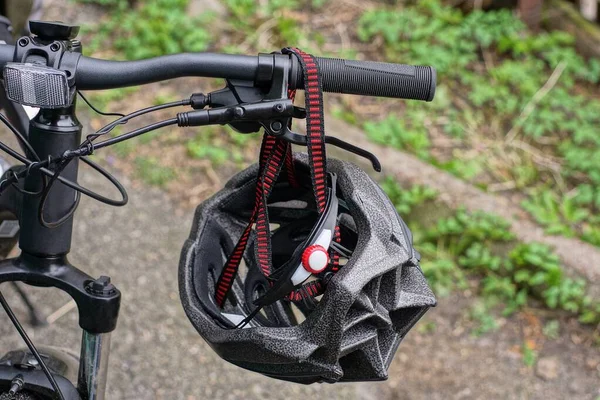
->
[0,96,191,222]
[0,113,50,197]
[78,91,125,118]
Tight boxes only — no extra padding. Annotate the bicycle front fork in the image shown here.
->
[78,331,111,400]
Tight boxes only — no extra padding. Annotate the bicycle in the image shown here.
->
[0,18,435,400]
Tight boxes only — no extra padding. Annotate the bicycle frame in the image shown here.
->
[0,86,119,400]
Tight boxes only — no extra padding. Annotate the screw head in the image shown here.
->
[18,38,29,47]
[273,103,284,113]
[270,121,283,132]
[50,42,61,52]
[233,107,244,118]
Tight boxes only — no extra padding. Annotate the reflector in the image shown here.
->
[3,63,71,108]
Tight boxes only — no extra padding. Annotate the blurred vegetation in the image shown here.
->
[81,0,212,59]
[381,178,600,330]
[355,0,600,247]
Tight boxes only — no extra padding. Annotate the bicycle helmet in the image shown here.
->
[178,48,435,383]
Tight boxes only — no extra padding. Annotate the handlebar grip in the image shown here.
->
[307,57,436,101]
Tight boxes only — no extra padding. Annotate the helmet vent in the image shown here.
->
[269,200,308,209]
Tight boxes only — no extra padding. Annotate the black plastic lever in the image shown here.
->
[274,129,381,172]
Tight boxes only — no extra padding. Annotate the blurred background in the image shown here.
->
[0,0,599,399]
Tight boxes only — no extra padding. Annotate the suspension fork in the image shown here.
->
[0,103,121,400]
[78,331,111,400]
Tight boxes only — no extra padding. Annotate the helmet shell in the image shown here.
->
[179,155,436,383]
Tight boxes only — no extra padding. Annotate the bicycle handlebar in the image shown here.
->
[0,44,436,101]
[74,53,259,90]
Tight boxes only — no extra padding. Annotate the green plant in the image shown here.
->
[187,141,230,165]
[223,0,303,45]
[542,320,560,340]
[579,302,600,325]
[224,0,259,21]
[417,321,437,334]
[86,0,212,60]
[134,157,176,186]
[185,126,256,166]
[522,342,538,367]
[420,250,465,297]
[458,243,502,271]
[522,191,588,237]
[384,182,600,325]
[507,243,598,323]
[354,0,600,250]
[470,300,500,336]
[380,178,437,215]
[364,114,430,159]
[436,155,484,181]
[427,208,514,255]
[357,3,523,77]
[582,225,600,247]
[482,276,527,315]
[111,139,134,157]
[509,243,563,290]
[331,106,359,126]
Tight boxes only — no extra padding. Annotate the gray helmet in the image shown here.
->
[179,154,436,383]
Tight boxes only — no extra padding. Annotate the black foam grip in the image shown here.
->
[300,57,436,101]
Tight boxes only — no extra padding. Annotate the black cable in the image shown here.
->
[0,149,54,198]
[93,118,178,150]
[0,114,49,196]
[0,110,129,206]
[38,158,82,228]
[0,109,177,208]
[87,99,190,143]
[0,289,66,400]
[234,307,262,329]
[78,156,129,206]
[77,91,125,118]
[0,113,40,161]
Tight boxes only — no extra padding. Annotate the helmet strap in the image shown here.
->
[215,47,329,311]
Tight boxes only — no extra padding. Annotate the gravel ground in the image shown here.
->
[0,167,598,400]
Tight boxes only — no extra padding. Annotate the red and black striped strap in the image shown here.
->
[214,47,328,308]
[283,47,328,212]
[215,135,288,306]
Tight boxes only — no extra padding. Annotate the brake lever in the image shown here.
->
[179,96,380,172]
[292,106,306,119]
[270,126,381,172]
[325,136,381,172]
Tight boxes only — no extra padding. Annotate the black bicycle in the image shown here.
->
[0,17,435,400]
